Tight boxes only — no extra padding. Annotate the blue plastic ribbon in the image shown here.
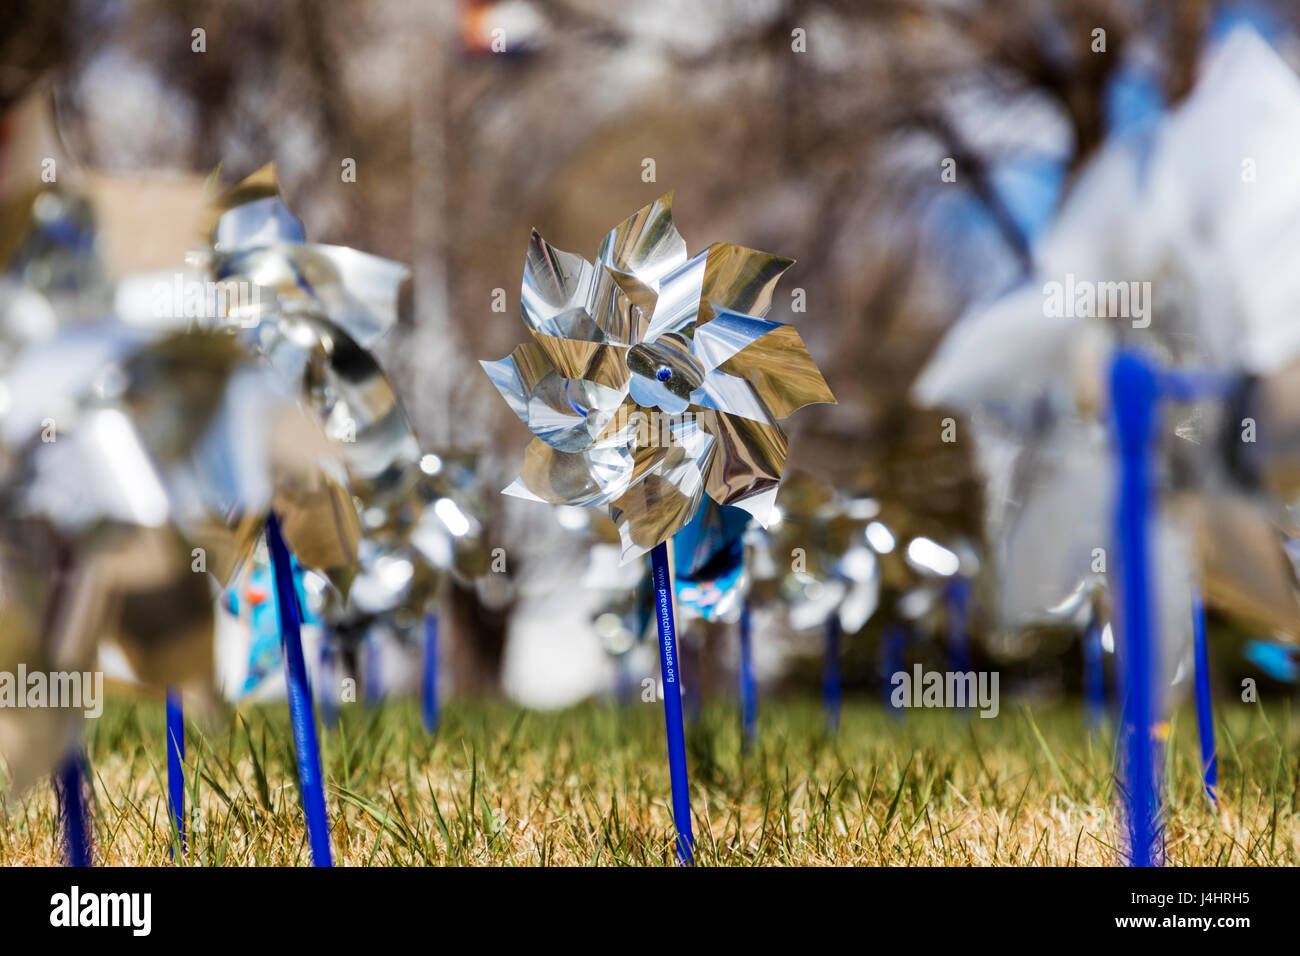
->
[422,612,440,732]
[56,754,91,867]
[671,502,749,623]
[1243,639,1300,682]
[266,513,333,867]
[166,688,185,856]
[1191,590,1217,803]
[738,602,757,747]
[650,542,694,866]
[823,615,842,734]
[1110,349,1161,867]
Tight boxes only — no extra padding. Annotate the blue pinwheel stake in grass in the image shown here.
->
[1110,350,1162,867]
[267,513,334,867]
[166,690,185,857]
[1191,590,1217,803]
[56,753,92,868]
[738,604,758,747]
[649,543,694,863]
[422,612,441,733]
[483,195,834,865]
[945,578,973,675]
[1083,609,1107,729]
[1110,350,1228,863]
[822,616,842,734]
[882,624,906,717]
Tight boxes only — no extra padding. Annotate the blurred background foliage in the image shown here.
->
[4,0,1299,701]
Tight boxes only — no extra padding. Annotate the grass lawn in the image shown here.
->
[2,695,1297,865]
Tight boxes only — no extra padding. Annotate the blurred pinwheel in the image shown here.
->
[549,506,654,665]
[752,471,881,636]
[0,165,345,787]
[0,91,109,367]
[193,171,507,700]
[914,27,1300,702]
[482,194,835,560]
[313,450,492,674]
[186,164,416,598]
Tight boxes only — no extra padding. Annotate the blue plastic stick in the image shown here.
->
[318,636,339,729]
[615,653,632,703]
[1083,615,1106,729]
[166,688,185,856]
[1110,350,1161,867]
[823,615,842,734]
[883,624,905,716]
[364,633,382,707]
[945,577,972,675]
[1191,589,1218,803]
[422,611,440,733]
[56,754,91,867]
[650,542,694,866]
[738,602,757,747]
[266,513,333,867]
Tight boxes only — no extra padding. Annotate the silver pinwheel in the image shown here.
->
[482,194,835,559]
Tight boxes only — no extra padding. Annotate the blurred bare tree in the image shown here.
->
[7,0,1299,692]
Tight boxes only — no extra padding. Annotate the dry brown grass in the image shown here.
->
[2,696,1297,865]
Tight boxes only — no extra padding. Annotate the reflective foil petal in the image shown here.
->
[711,318,835,419]
[595,193,689,289]
[701,409,787,519]
[690,368,774,424]
[509,436,637,507]
[214,196,306,251]
[696,243,793,322]
[522,230,598,338]
[590,267,656,345]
